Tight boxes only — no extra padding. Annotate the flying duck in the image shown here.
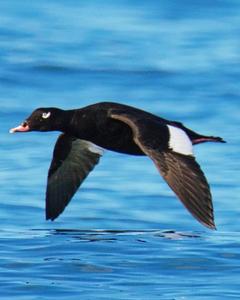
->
[10,102,225,229]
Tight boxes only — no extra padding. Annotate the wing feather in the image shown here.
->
[110,111,215,229]
[46,134,103,220]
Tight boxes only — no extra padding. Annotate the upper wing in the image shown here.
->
[46,133,103,220]
[110,111,215,229]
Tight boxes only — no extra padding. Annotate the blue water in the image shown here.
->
[0,0,239,299]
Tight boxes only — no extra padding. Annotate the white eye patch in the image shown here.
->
[42,112,51,119]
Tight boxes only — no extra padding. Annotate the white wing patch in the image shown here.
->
[86,141,104,156]
[167,125,193,156]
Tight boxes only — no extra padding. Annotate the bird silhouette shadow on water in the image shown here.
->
[31,228,202,242]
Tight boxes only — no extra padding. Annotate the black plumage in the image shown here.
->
[10,102,225,229]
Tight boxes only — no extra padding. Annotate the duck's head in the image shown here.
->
[10,107,64,133]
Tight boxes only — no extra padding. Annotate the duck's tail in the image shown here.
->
[191,135,226,145]
[169,121,226,145]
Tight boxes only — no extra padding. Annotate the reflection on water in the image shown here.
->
[51,229,201,240]
[0,0,239,299]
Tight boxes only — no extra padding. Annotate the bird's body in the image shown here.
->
[65,103,146,155]
[10,102,225,229]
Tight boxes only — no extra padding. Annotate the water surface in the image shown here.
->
[0,1,239,299]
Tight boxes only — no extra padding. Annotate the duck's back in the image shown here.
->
[69,102,159,155]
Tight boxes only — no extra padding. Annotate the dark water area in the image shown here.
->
[0,1,239,299]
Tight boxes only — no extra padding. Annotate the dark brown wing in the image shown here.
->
[148,151,214,229]
[46,134,103,220]
[110,111,215,229]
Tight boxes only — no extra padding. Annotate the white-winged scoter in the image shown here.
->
[10,102,225,229]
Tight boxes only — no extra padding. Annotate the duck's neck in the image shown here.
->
[63,108,98,140]
[56,109,76,132]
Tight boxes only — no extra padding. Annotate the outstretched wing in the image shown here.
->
[110,111,215,229]
[147,151,214,229]
[46,134,103,220]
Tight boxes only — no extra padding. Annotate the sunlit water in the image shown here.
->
[0,1,239,299]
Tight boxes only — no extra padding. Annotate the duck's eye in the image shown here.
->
[42,112,51,119]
